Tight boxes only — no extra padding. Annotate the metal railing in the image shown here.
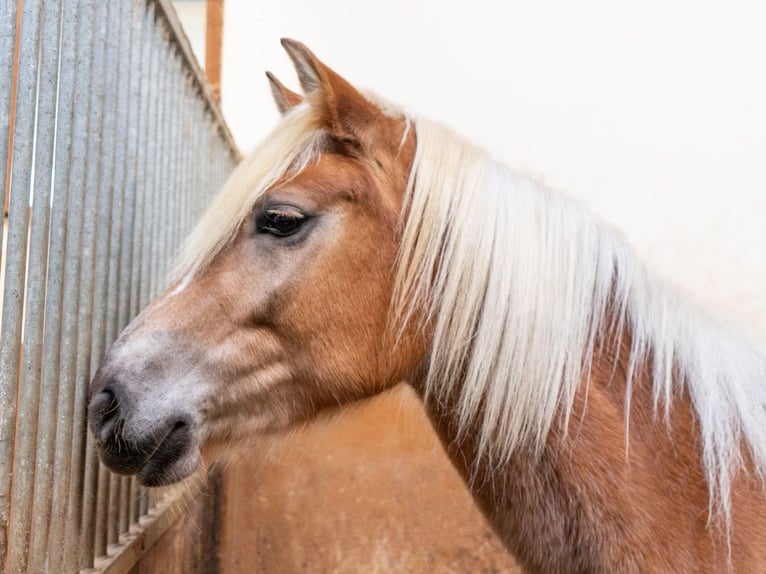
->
[0,0,239,571]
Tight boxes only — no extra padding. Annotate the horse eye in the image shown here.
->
[257,207,306,237]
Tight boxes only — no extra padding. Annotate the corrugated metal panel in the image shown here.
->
[0,0,239,570]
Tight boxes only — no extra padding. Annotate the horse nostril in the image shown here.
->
[89,388,120,443]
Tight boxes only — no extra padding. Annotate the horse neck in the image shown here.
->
[409,328,760,573]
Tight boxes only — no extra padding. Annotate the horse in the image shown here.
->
[88,39,766,573]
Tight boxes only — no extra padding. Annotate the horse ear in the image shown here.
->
[280,38,324,94]
[280,38,380,143]
[265,71,304,114]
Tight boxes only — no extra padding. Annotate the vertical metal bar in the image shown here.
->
[43,0,82,568]
[168,53,182,277]
[204,111,213,208]
[0,0,42,566]
[166,58,178,277]
[202,113,210,210]
[147,14,161,302]
[186,89,196,244]
[186,74,197,241]
[207,114,214,202]
[215,144,222,190]
[222,138,230,185]
[139,486,148,518]
[158,36,170,285]
[107,475,120,547]
[0,0,17,238]
[93,466,110,560]
[172,60,183,266]
[156,19,172,294]
[90,0,120,391]
[174,60,186,255]
[125,2,151,533]
[213,128,220,191]
[192,96,203,229]
[212,146,219,191]
[177,73,187,246]
[50,0,96,569]
[213,124,220,193]
[180,73,193,246]
[213,145,219,194]
[119,475,130,536]
[6,1,63,571]
[201,111,209,214]
[89,0,122,560]
[68,0,108,567]
[199,114,206,212]
[220,152,226,190]
[137,3,161,521]
[102,0,134,551]
[150,2,164,302]
[129,2,151,326]
[225,149,232,185]
[184,78,195,243]
[109,0,137,547]
[210,137,216,198]
[104,0,130,369]
[163,56,176,282]
[219,149,226,189]
[180,73,193,245]
[28,0,73,559]
[208,116,215,200]
[139,3,159,312]
[166,47,179,274]
[182,73,193,247]
[130,477,140,526]
[154,26,170,291]
[200,103,208,215]
[26,0,75,568]
[117,0,142,336]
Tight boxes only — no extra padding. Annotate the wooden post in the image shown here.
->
[205,0,224,102]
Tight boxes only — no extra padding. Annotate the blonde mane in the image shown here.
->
[393,116,766,527]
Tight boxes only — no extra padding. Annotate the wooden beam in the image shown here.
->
[205,0,224,102]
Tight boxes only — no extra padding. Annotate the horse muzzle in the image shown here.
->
[89,385,199,486]
[87,335,205,487]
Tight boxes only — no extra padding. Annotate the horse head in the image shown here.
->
[88,40,423,486]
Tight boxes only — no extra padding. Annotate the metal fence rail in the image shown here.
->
[0,0,239,571]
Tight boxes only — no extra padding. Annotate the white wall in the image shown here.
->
[172,0,207,68]
[219,0,766,336]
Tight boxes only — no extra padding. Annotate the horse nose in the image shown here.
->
[89,386,120,443]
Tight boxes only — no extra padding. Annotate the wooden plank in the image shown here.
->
[205,0,224,102]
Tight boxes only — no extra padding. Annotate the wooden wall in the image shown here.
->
[217,385,519,573]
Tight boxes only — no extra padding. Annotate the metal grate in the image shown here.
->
[0,0,239,571]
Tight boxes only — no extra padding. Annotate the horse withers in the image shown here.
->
[89,40,766,572]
